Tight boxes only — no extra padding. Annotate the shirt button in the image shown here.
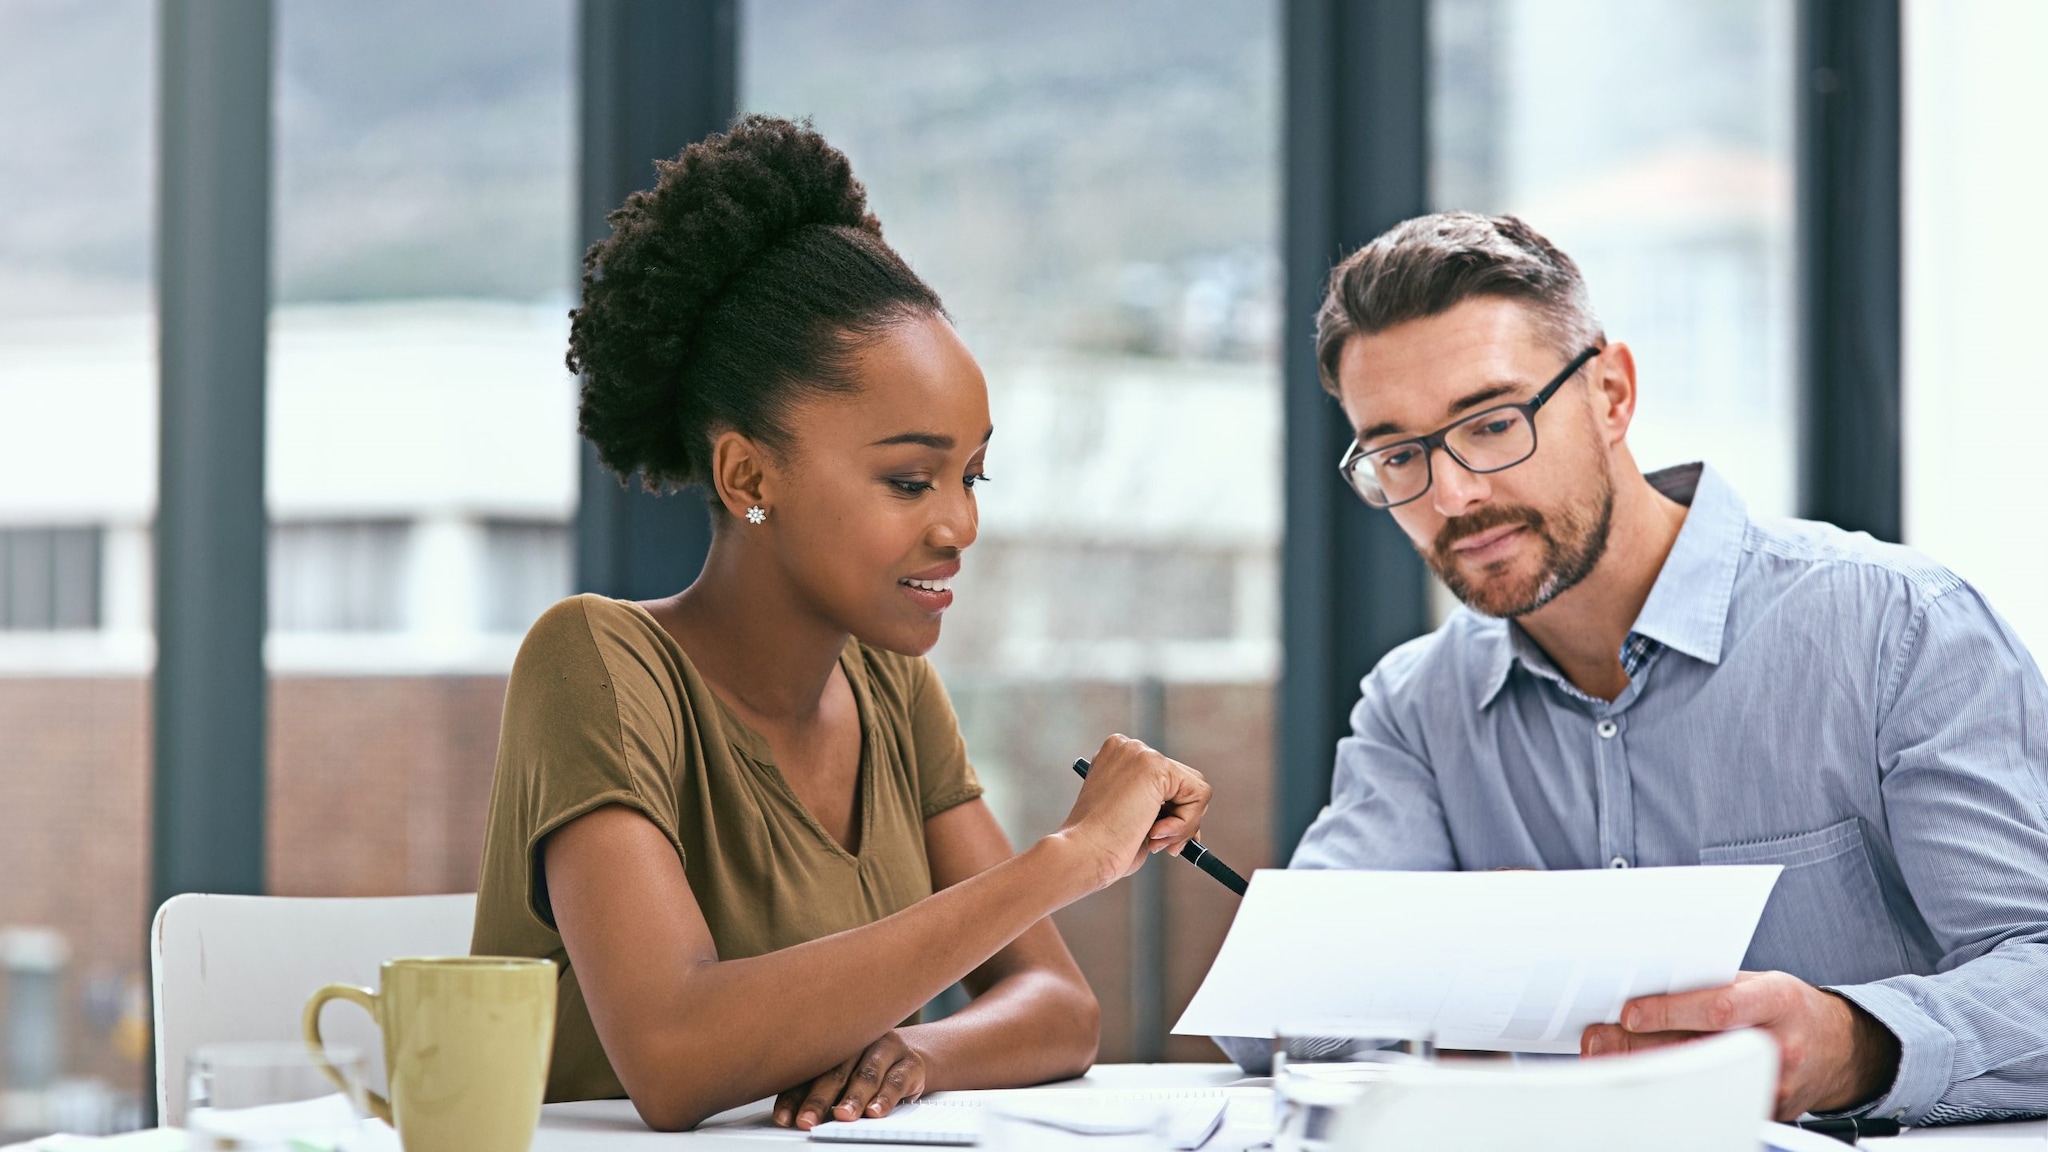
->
[1596,719,1619,739]
[1609,856,1630,869]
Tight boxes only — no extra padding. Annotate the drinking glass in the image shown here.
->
[1271,1021,1434,1152]
[187,1041,368,1152]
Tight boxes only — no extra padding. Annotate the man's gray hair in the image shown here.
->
[1314,212,1604,395]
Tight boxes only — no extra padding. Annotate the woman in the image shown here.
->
[470,116,1212,1132]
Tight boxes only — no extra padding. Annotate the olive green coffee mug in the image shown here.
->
[304,956,556,1152]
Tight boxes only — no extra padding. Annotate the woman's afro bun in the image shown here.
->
[568,114,941,493]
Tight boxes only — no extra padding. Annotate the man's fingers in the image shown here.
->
[1582,1023,1702,1057]
[1581,1023,1623,1056]
[1624,974,1784,1035]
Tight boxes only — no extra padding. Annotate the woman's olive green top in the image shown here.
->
[471,594,983,1102]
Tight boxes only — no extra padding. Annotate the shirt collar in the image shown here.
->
[1473,462,1746,709]
[1629,462,1745,666]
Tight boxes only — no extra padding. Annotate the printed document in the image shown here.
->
[1174,865,1782,1053]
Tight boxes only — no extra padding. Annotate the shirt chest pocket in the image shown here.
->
[1698,817,1909,987]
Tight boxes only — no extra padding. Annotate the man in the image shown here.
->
[1218,213,2048,1125]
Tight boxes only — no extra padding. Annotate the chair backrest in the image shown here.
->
[150,892,478,1126]
[1331,1029,1778,1152]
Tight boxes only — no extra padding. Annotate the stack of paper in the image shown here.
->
[1174,866,1782,1052]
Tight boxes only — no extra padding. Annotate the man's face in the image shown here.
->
[1334,297,1617,618]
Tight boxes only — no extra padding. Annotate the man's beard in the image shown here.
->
[1426,473,1614,618]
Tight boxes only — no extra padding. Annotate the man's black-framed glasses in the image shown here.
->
[1337,345,1603,510]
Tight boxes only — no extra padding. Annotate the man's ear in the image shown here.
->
[709,430,774,520]
[1591,342,1639,446]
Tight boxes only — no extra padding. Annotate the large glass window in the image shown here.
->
[744,0,1283,1061]
[0,1,156,1136]
[1903,0,2048,661]
[1432,0,1797,517]
[266,0,577,894]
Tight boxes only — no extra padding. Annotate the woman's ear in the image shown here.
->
[709,430,773,521]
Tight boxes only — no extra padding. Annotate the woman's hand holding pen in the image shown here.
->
[1052,734,1212,888]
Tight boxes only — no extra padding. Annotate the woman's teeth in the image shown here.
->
[901,578,951,593]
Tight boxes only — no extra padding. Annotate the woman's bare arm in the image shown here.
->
[774,798,1102,1127]
[906,798,1101,1085]
[545,735,1205,1131]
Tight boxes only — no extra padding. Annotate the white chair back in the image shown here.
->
[1331,1029,1779,1152]
[150,892,478,1126]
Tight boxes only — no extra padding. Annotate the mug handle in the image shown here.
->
[303,983,393,1125]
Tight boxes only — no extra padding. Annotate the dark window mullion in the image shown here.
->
[1795,0,1903,541]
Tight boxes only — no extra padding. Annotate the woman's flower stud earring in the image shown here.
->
[746,506,767,525]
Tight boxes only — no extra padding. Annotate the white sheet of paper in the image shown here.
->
[1173,865,1782,1053]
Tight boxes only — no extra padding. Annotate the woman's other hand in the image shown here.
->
[773,1030,930,1129]
[1055,734,1211,888]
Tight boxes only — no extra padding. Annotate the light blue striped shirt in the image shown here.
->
[1235,463,2048,1124]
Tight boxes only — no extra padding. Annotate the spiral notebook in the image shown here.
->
[806,1090,1232,1148]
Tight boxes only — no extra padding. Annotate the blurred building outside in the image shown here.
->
[0,0,1795,1125]
[7,0,2041,1141]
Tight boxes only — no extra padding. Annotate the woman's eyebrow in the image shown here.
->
[870,431,953,449]
[869,426,996,450]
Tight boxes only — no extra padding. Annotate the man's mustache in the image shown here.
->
[1432,504,1547,561]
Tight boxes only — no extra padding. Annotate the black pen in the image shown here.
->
[1070,757,1249,896]
[1793,1116,1903,1145]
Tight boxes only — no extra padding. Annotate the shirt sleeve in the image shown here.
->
[1210,647,1459,1063]
[907,658,984,820]
[1288,644,1459,871]
[1212,1035,1272,1074]
[1826,584,2048,1125]
[501,597,687,930]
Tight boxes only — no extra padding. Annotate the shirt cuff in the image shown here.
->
[1822,981,1955,1125]
[1212,1035,1271,1075]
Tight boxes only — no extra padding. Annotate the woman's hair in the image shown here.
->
[568,115,945,494]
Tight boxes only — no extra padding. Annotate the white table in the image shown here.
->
[536,1065,1255,1151]
[532,1064,2048,1151]
[7,1064,2042,1150]
[536,1065,1253,1139]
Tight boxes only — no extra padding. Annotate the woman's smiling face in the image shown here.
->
[734,311,993,656]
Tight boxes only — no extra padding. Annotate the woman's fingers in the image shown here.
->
[772,1085,807,1128]
[861,1051,925,1117]
[792,1056,858,1129]
[775,1033,929,1128]
[831,1040,898,1122]
[1060,734,1213,884]
[1148,761,1212,855]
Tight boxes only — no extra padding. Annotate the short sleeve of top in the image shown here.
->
[899,655,983,820]
[469,594,983,1103]
[478,595,692,929]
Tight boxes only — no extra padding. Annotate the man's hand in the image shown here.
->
[772,1030,930,1129]
[1580,971,1901,1120]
